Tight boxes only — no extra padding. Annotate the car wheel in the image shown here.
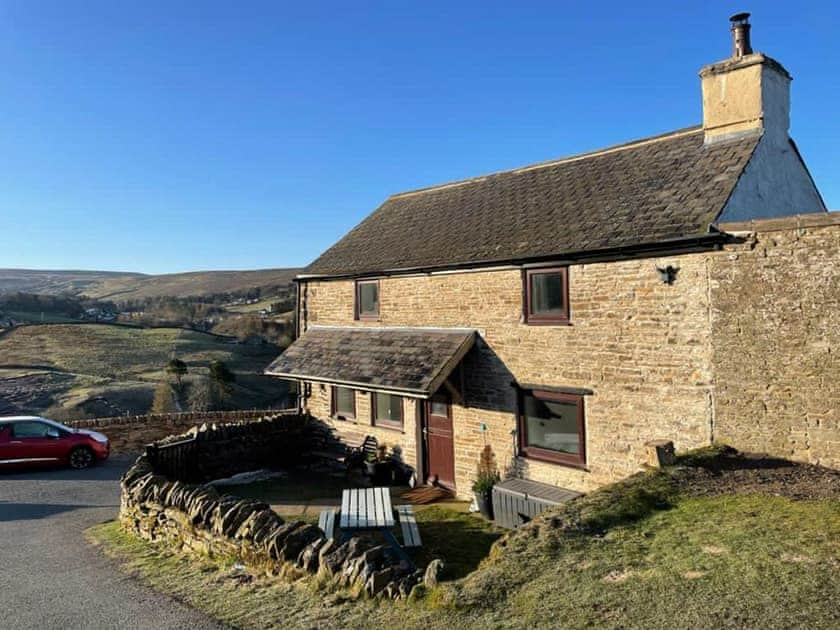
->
[68,447,94,470]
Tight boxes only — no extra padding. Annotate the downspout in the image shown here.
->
[705,257,716,445]
[294,279,310,414]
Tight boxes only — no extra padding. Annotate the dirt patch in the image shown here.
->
[677,451,840,501]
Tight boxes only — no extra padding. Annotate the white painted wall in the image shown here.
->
[718,133,826,222]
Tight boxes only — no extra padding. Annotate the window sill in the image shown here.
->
[331,415,357,423]
[523,319,572,327]
[372,422,404,433]
[519,451,588,471]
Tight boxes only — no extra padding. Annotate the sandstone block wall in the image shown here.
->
[300,252,717,497]
[711,214,840,468]
[297,213,840,497]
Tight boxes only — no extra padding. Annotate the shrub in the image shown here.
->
[472,444,500,495]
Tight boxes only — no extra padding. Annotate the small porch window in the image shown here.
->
[355,279,380,320]
[523,267,569,324]
[331,386,356,420]
[518,389,585,467]
[372,392,403,430]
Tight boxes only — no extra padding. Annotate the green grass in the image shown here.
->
[455,494,840,629]
[89,460,840,630]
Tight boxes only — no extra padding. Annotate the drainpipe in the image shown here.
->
[295,279,309,414]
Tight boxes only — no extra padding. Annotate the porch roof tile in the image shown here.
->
[265,326,476,398]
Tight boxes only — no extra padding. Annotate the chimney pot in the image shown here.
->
[730,12,753,58]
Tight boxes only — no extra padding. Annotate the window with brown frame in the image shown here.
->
[331,386,356,420]
[371,392,403,430]
[518,388,585,467]
[523,267,569,324]
[355,279,380,320]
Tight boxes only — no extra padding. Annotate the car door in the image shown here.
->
[9,420,66,464]
[0,423,19,463]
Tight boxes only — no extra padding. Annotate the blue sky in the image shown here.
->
[1,1,837,274]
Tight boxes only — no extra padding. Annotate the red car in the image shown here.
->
[0,416,110,470]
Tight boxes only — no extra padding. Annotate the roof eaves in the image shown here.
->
[296,232,728,281]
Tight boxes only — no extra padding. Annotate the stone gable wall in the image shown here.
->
[710,215,840,468]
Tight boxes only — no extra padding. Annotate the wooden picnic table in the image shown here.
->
[339,487,408,563]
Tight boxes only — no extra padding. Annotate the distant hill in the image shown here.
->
[0,268,301,300]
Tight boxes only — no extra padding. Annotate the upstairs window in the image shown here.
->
[518,389,585,467]
[524,267,569,324]
[331,386,356,420]
[355,279,380,320]
[372,393,403,430]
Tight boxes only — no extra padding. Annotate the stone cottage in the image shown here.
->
[267,15,838,499]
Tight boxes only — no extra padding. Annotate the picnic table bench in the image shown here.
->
[317,487,422,564]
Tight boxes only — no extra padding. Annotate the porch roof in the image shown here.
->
[264,326,476,398]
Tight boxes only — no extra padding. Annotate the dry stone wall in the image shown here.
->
[120,416,424,600]
[68,409,284,453]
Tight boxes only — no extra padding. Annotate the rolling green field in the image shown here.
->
[0,323,289,418]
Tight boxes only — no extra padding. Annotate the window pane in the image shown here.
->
[359,282,379,315]
[13,421,50,438]
[523,395,580,454]
[375,393,402,425]
[335,387,354,416]
[430,400,448,417]
[530,272,564,314]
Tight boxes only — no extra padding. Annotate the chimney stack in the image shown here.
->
[700,13,792,145]
[730,13,753,58]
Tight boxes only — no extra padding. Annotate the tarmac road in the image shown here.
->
[0,455,226,630]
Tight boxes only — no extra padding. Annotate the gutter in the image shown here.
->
[294,232,729,282]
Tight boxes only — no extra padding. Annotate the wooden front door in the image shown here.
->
[424,393,456,489]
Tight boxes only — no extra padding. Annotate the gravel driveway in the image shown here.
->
[0,456,226,630]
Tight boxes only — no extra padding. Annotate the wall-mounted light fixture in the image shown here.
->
[656,265,680,285]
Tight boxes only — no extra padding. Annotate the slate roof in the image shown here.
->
[264,326,476,397]
[305,127,761,277]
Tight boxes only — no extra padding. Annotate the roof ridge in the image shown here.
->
[390,125,703,200]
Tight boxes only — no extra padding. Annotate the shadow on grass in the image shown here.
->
[411,506,503,580]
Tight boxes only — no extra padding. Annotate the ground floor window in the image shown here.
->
[518,388,585,467]
[331,386,356,420]
[372,392,403,430]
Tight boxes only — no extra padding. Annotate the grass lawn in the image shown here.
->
[88,453,840,629]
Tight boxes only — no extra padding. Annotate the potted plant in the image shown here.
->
[472,444,500,519]
[364,450,378,476]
